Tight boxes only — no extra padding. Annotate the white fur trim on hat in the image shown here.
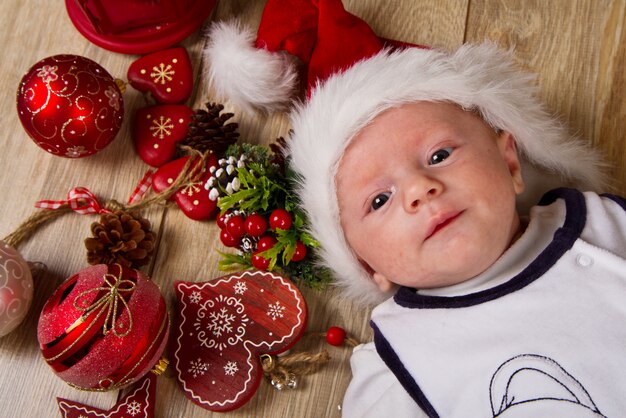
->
[203,21,298,113]
[288,43,606,306]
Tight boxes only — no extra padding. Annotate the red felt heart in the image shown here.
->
[133,104,193,167]
[172,271,307,412]
[128,47,193,104]
[152,155,219,220]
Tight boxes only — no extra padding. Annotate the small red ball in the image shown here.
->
[251,251,271,270]
[290,241,307,262]
[220,229,241,247]
[269,208,292,230]
[226,215,246,238]
[326,326,347,346]
[257,235,278,251]
[216,211,231,230]
[245,213,268,237]
[16,55,124,158]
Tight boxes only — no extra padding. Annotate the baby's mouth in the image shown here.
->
[424,211,463,241]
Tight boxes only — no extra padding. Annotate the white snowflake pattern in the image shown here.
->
[207,307,235,337]
[150,63,175,85]
[267,302,285,321]
[233,281,248,295]
[37,64,58,83]
[189,291,202,304]
[105,86,121,111]
[195,295,249,352]
[150,116,174,139]
[65,146,87,158]
[224,361,239,376]
[126,400,142,416]
[188,358,209,378]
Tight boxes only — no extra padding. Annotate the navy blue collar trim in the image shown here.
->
[393,188,586,309]
[372,322,440,417]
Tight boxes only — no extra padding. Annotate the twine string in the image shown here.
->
[2,150,210,249]
[260,330,362,390]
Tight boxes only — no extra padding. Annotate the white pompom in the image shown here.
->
[204,20,299,113]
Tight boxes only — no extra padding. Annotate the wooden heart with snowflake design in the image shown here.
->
[172,271,307,412]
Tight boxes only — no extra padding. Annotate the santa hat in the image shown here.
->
[205,0,606,305]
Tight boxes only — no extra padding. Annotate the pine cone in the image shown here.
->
[85,210,156,269]
[269,136,289,173]
[180,102,239,155]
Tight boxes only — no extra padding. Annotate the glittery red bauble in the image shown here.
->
[16,55,124,158]
[37,264,169,391]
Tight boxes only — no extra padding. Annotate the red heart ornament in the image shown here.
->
[133,104,193,167]
[172,271,308,412]
[152,155,219,220]
[127,47,193,104]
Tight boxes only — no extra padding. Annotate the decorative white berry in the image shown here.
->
[226,183,234,195]
[210,165,217,173]
[231,177,241,191]
[215,168,224,178]
[209,188,220,201]
[226,164,235,175]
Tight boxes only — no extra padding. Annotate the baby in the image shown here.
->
[288,44,626,418]
[205,1,626,415]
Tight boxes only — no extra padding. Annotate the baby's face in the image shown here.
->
[336,102,525,292]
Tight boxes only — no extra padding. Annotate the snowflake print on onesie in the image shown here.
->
[172,271,308,412]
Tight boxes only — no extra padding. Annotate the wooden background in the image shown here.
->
[1,1,624,417]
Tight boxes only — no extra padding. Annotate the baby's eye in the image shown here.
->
[371,192,391,211]
[429,147,454,165]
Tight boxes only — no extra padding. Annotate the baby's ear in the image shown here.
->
[359,258,395,292]
[372,272,395,293]
[498,131,525,195]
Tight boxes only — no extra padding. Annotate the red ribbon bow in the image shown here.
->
[35,187,112,215]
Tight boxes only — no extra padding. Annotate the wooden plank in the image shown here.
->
[466,0,626,194]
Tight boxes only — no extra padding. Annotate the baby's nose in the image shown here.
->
[403,176,443,211]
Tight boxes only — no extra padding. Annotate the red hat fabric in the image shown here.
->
[205,0,393,111]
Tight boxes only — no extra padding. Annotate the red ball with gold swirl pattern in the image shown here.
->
[16,54,124,158]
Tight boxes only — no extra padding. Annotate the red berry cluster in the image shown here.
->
[217,208,307,270]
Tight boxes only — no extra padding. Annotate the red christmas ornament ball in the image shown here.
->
[16,54,124,158]
[37,264,169,391]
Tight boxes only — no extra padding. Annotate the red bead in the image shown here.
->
[326,326,346,346]
[220,229,240,247]
[269,208,292,230]
[245,213,268,237]
[216,211,230,230]
[226,215,246,238]
[257,235,277,252]
[290,241,307,262]
[251,251,271,270]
